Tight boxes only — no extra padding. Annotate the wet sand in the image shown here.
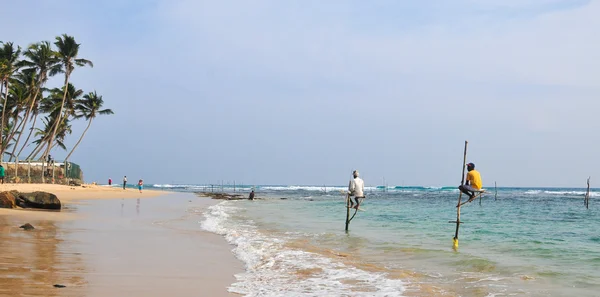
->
[0,191,243,297]
[0,183,167,203]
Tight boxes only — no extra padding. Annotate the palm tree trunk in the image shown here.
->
[16,112,38,159]
[64,117,92,163]
[1,80,10,160]
[14,77,42,160]
[9,107,29,162]
[7,113,23,161]
[0,81,4,147]
[42,73,70,182]
[21,75,45,163]
[28,140,46,161]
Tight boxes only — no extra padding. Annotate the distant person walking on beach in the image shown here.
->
[138,179,143,193]
[249,189,255,200]
[459,162,482,202]
[0,164,5,184]
[348,170,365,209]
[123,176,127,190]
[108,178,112,186]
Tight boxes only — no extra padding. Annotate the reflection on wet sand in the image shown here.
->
[0,217,86,296]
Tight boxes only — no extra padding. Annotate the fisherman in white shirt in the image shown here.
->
[348,170,365,209]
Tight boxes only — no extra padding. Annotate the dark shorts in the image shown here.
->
[459,185,479,192]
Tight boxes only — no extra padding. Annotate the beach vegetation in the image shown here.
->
[0,35,111,167]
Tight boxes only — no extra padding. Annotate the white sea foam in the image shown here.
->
[259,185,380,192]
[543,190,600,197]
[152,184,197,188]
[201,201,406,297]
[523,189,599,197]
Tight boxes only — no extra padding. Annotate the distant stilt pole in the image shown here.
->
[495,181,498,201]
[585,177,591,209]
[453,141,469,249]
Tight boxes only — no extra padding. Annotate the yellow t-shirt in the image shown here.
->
[467,170,482,190]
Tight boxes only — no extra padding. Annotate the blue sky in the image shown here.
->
[3,0,599,187]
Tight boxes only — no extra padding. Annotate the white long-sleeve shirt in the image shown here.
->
[348,177,365,197]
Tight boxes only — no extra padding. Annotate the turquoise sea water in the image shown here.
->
[151,185,600,297]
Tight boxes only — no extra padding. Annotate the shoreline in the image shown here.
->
[0,183,170,218]
[0,189,243,296]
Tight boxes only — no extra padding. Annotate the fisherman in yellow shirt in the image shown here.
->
[459,162,482,203]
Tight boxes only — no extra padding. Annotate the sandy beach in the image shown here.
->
[0,184,243,297]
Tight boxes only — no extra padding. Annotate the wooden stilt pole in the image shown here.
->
[453,141,468,249]
[495,181,497,201]
[345,194,351,231]
[585,177,590,209]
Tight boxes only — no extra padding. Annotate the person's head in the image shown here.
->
[353,170,359,178]
[466,163,475,171]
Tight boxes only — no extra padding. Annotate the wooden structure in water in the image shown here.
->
[452,141,469,249]
[344,194,363,232]
[585,177,591,209]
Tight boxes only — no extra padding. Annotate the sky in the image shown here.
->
[2,0,599,187]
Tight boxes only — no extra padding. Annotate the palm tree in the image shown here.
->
[1,121,16,159]
[9,69,39,160]
[41,84,82,119]
[0,42,22,159]
[42,34,92,168]
[27,115,71,161]
[5,78,28,161]
[64,91,113,162]
[18,41,60,161]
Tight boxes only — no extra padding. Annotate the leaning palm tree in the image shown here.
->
[5,79,28,161]
[64,91,113,163]
[1,121,15,160]
[0,42,22,159]
[18,41,60,162]
[27,115,71,161]
[10,69,39,160]
[41,83,82,120]
[41,34,92,169]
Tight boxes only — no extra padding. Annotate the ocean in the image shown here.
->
[150,184,600,297]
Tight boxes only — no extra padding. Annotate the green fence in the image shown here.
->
[65,162,82,179]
